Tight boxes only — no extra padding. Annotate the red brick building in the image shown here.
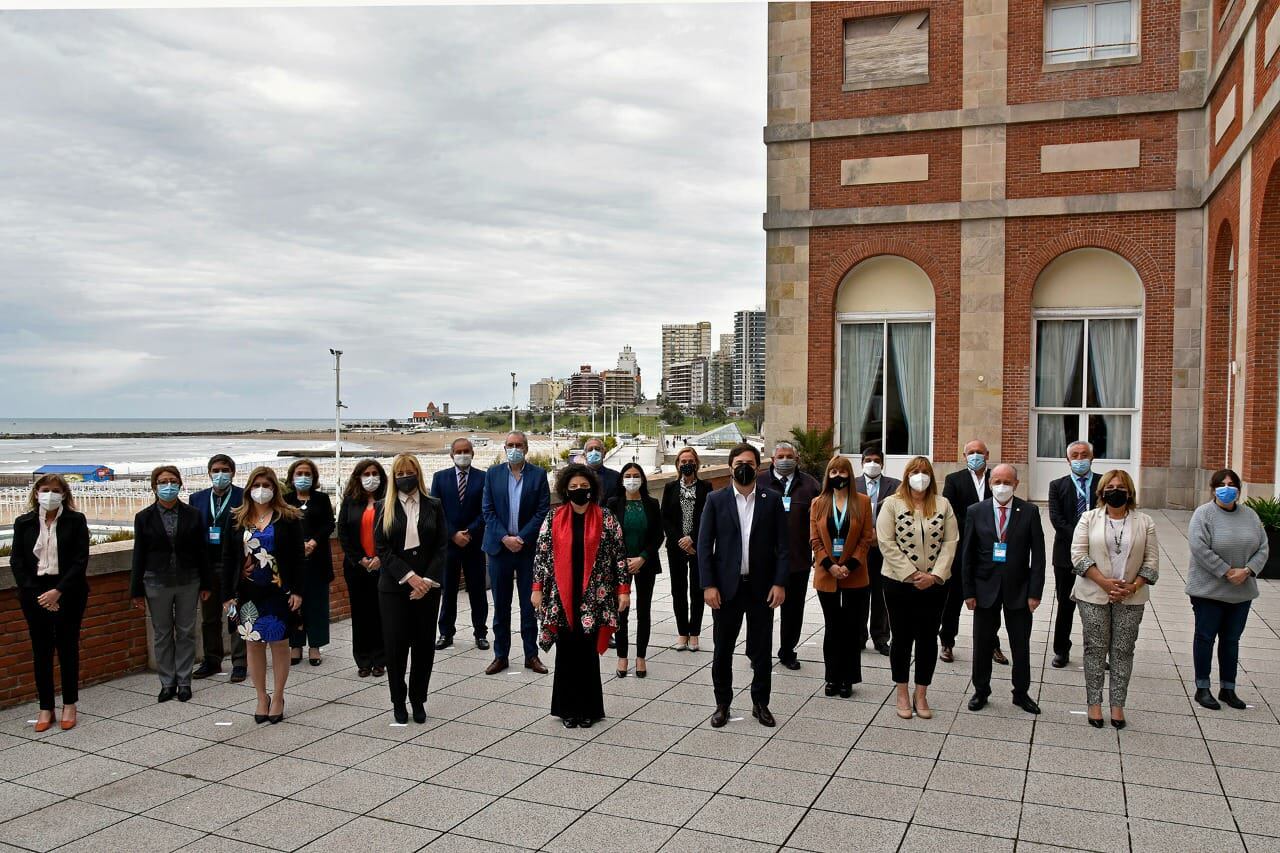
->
[765,0,1280,506]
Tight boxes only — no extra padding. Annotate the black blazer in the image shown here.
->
[1047,472,1102,568]
[960,497,1046,609]
[129,501,213,597]
[9,509,90,594]
[285,491,337,583]
[336,493,381,574]
[943,468,990,577]
[855,473,901,551]
[219,512,306,601]
[696,484,790,601]
[765,470,821,576]
[661,477,712,552]
[374,494,448,594]
[593,465,621,506]
[606,493,665,574]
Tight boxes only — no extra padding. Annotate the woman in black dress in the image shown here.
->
[531,464,629,728]
[336,459,388,678]
[661,447,711,652]
[284,458,336,666]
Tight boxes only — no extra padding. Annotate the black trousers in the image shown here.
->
[712,584,774,707]
[939,560,1003,652]
[345,565,386,670]
[616,572,656,659]
[379,579,441,707]
[551,627,604,721]
[858,547,891,647]
[438,543,488,640]
[884,579,945,686]
[290,574,331,649]
[973,602,1033,698]
[201,564,246,668]
[667,548,704,636]
[20,582,86,711]
[817,587,869,686]
[1052,564,1077,656]
[777,570,811,661]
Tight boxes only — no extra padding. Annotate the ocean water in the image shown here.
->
[0,436,370,475]
[0,418,338,436]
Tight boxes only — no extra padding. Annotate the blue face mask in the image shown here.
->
[585,450,603,466]
[966,453,986,472]
[211,472,232,490]
[293,476,313,492]
[506,448,525,465]
[1070,459,1092,477]
[157,483,180,501]
[1215,486,1239,505]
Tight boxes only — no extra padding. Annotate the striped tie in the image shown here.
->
[1076,478,1088,516]
[458,469,468,504]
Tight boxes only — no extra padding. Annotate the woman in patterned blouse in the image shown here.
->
[875,456,959,721]
[660,447,711,652]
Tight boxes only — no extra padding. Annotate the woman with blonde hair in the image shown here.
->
[221,467,305,724]
[809,455,876,697]
[876,456,958,720]
[375,454,447,724]
[10,474,90,731]
[1070,469,1158,729]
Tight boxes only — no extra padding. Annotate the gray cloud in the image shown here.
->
[0,4,766,417]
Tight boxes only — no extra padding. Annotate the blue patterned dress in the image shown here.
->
[234,522,292,643]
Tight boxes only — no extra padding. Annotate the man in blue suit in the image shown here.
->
[699,443,790,728]
[582,437,620,505]
[188,454,247,682]
[433,437,489,652]
[481,431,551,674]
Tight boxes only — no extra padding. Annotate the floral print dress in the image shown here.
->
[532,508,628,652]
[233,522,291,643]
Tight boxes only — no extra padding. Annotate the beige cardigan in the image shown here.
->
[1069,508,1160,606]
[875,494,959,584]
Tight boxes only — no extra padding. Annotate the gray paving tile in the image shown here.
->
[298,815,439,852]
[659,827,777,852]
[411,721,512,754]
[429,755,542,796]
[785,811,907,853]
[1029,744,1123,781]
[1130,818,1248,852]
[224,720,331,755]
[287,700,385,731]
[1018,802,1128,852]
[720,764,828,808]
[0,781,63,824]
[143,782,277,832]
[457,700,546,731]
[593,718,688,751]
[53,718,157,753]
[834,748,935,787]
[938,734,1031,770]
[507,767,624,810]
[1119,730,1213,764]
[813,778,921,823]
[15,753,143,797]
[478,730,582,766]
[353,740,468,782]
[685,792,805,845]
[1243,834,1280,853]
[157,743,266,782]
[552,812,676,852]
[1023,771,1125,815]
[372,782,495,832]
[0,799,129,851]
[99,730,217,767]
[634,752,742,790]
[0,740,83,780]
[53,814,203,853]
[750,737,848,774]
[855,725,944,759]
[926,760,1025,801]
[913,789,1021,838]
[292,767,417,814]
[898,824,1016,853]
[594,778,713,826]
[423,832,536,852]
[1122,752,1225,794]
[79,768,207,813]
[225,754,344,797]
[452,796,580,848]
[219,797,350,851]
[1124,783,1236,830]
[668,727,764,763]
[555,742,662,779]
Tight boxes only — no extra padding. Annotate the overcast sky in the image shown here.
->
[0,3,767,418]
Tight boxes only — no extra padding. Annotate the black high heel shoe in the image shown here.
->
[255,697,270,724]
[268,699,285,725]
[1110,717,1126,730]
[1087,716,1104,728]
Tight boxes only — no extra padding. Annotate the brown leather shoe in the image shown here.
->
[939,646,955,663]
[993,648,1009,666]
[485,657,509,675]
[525,656,548,674]
[710,705,730,728]
[752,703,776,727]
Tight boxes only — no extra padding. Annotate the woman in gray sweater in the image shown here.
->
[1186,469,1268,710]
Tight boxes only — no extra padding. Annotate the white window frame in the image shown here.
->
[833,310,935,464]
[1043,0,1141,65]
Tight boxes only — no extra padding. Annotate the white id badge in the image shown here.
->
[782,496,792,512]
[208,526,221,545]
[992,542,1008,563]
[832,537,845,558]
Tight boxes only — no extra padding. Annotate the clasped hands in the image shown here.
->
[703,585,786,610]
[407,574,436,600]
[1225,567,1252,586]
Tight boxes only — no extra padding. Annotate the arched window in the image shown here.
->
[835,256,935,460]
[1031,249,1143,475]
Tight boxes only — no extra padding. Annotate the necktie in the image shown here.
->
[868,478,879,511]
[458,469,468,503]
[1076,478,1088,516]
[998,505,1009,542]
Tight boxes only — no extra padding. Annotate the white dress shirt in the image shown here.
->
[734,487,756,576]
[35,506,63,576]
[971,470,987,501]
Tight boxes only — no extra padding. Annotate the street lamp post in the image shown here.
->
[510,372,517,433]
[329,349,345,489]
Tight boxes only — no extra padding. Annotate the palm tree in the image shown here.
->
[788,425,835,478]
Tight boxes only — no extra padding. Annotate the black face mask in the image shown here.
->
[1102,489,1128,508]
[733,464,757,486]
[828,475,849,491]
[679,462,697,476]
[567,488,593,506]
[395,475,419,494]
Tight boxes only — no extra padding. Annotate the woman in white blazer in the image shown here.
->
[1069,469,1159,730]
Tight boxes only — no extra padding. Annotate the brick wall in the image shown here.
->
[1258,0,1280,109]
[1002,212,1177,467]
[1005,113,1179,198]
[810,1,962,122]
[1203,168,1241,469]
[1209,47,1244,171]
[1007,0,1181,105]
[810,128,962,208]
[1214,0,1245,63]
[1244,115,1280,482]
[806,222,962,462]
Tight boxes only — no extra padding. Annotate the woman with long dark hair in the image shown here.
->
[661,447,710,651]
[284,458,336,667]
[336,459,388,678]
[608,462,664,678]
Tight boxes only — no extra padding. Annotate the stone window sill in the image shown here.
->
[1042,54,1142,74]
[842,73,930,93]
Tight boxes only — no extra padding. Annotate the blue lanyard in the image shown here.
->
[210,489,232,523]
[831,496,848,533]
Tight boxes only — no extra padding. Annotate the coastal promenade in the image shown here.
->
[2,510,1279,851]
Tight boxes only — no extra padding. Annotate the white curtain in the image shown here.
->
[890,323,931,456]
[1088,318,1137,458]
[840,324,883,453]
[1036,320,1084,457]
[1093,1,1133,58]
[1047,4,1089,61]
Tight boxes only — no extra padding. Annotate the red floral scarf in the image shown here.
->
[552,503,601,631]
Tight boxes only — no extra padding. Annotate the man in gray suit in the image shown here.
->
[854,448,899,656]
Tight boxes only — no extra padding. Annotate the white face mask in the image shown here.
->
[361,474,381,493]
[992,484,1015,504]
[622,477,642,494]
[908,472,931,493]
[37,491,63,512]
[453,453,473,469]
[250,486,274,505]
[862,462,882,479]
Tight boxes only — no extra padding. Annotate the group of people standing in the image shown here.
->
[7,431,1270,736]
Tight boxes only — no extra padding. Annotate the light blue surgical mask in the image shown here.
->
[1070,459,1092,477]
[966,453,986,472]
[506,448,525,465]
[585,450,603,466]
[157,483,181,501]
[1215,486,1239,505]
[211,472,232,490]
[293,476,313,493]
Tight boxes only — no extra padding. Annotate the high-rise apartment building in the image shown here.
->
[565,365,604,409]
[529,378,564,410]
[661,322,712,395]
[733,309,766,410]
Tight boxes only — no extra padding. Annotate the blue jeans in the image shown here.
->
[488,550,537,661]
[1191,597,1252,690]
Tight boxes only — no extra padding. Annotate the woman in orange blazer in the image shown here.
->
[810,455,876,698]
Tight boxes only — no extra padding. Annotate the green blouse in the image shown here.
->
[622,500,648,558]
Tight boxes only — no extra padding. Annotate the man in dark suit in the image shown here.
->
[940,439,1006,665]
[1046,440,1102,669]
[961,463,1046,714]
[481,431,551,675]
[583,437,620,505]
[433,437,489,652]
[188,454,246,682]
[853,448,899,655]
[699,443,790,728]
[765,441,819,670]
